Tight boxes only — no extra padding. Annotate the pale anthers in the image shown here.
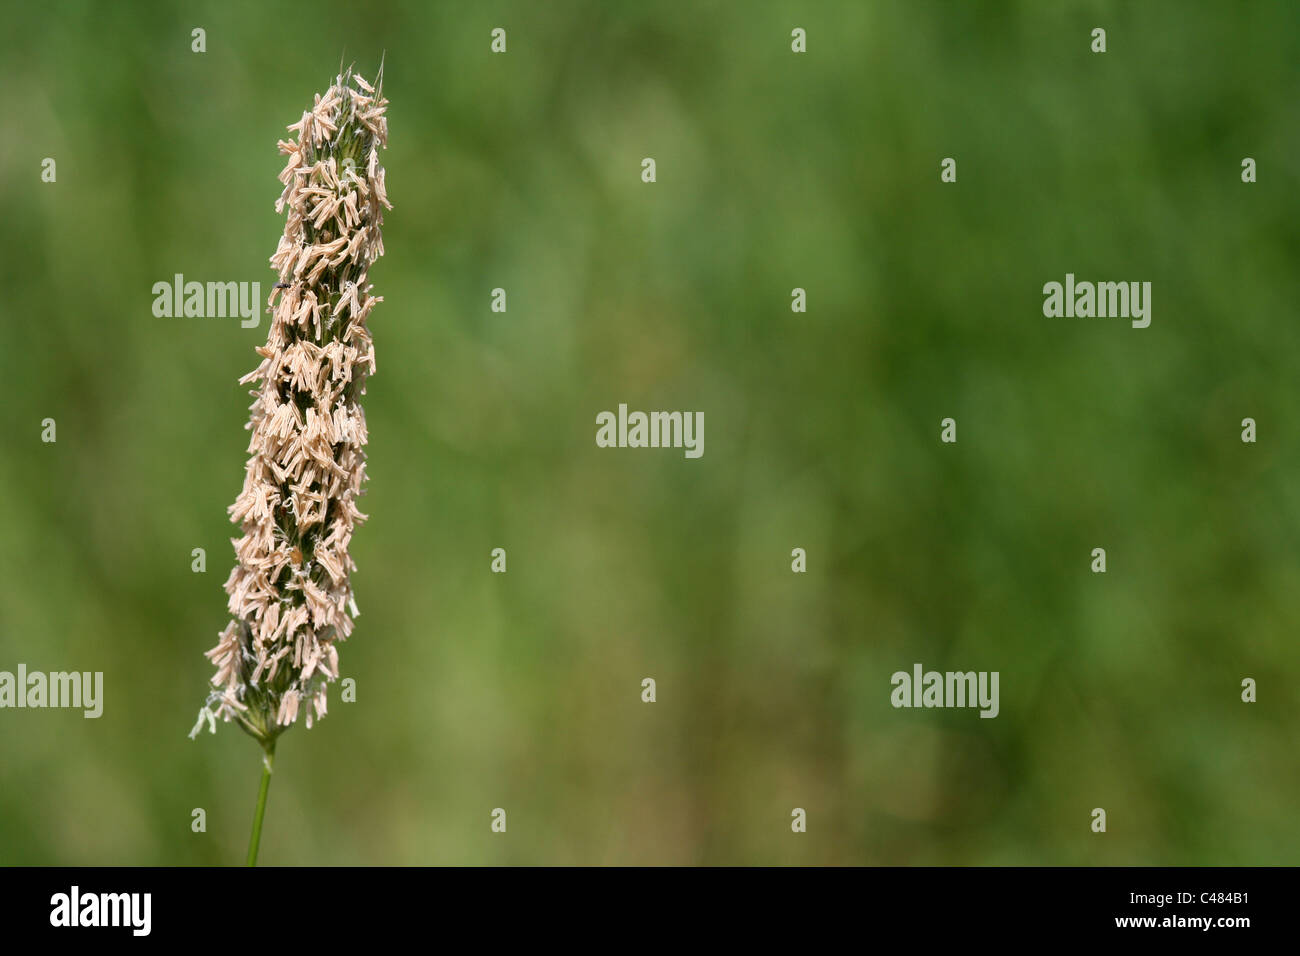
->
[192,67,390,742]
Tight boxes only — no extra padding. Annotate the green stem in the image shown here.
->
[246,741,276,867]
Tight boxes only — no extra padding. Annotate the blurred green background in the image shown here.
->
[1,0,1297,865]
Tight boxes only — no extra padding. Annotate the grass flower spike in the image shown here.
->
[191,65,390,863]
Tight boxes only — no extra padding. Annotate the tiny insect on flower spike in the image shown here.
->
[190,64,391,866]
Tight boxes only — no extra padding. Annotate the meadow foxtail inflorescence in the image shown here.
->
[192,66,389,754]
